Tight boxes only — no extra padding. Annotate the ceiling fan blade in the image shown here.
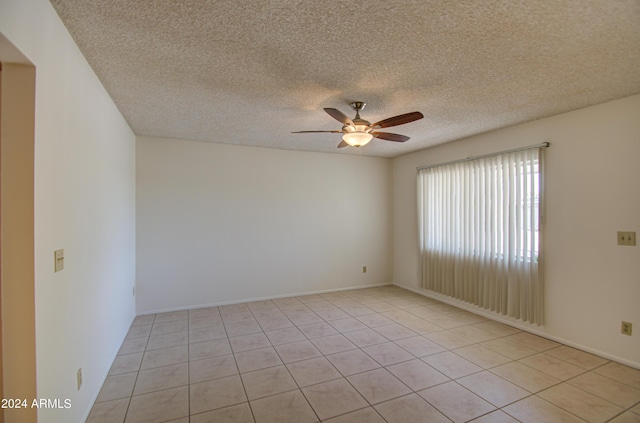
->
[337,140,349,148]
[324,108,354,126]
[372,111,424,129]
[291,130,343,133]
[372,132,410,142]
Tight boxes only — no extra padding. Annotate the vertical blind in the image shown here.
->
[417,146,545,325]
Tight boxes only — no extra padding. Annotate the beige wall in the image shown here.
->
[136,136,393,312]
[392,94,640,367]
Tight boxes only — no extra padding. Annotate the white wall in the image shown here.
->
[137,136,392,312]
[393,94,640,367]
[1,0,137,422]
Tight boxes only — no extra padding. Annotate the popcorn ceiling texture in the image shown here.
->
[49,0,640,157]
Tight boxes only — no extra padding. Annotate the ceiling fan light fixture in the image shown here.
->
[342,131,373,147]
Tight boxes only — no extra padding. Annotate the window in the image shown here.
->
[417,145,545,325]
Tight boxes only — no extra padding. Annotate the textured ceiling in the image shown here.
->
[49,0,640,157]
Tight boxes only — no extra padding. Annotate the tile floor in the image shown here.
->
[86,286,640,423]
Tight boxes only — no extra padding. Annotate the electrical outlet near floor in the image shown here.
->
[621,321,633,336]
[77,368,83,390]
[617,231,636,246]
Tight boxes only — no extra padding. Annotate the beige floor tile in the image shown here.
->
[264,326,306,345]
[297,322,339,338]
[229,332,271,353]
[632,402,640,414]
[454,344,512,369]
[241,365,298,400]
[373,323,417,340]
[309,334,357,355]
[256,316,294,331]
[313,308,350,321]
[399,318,443,334]
[505,332,561,352]
[86,398,129,423]
[490,362,560,393]
[538,383,623,423]
[418,381,495,423]
[362,341,414,366]
[342,305,376,317]
[393,335,446,357]
[224,319,263,337]
[374,393,451,423]
[503,396,586,422]
[458,371,530,407]
[383,309,429,323]
[325,349,381,376]
[140,345,188,370]
[132,315,156,327]
[188,306,220,319]
[425,330,475,349]
[450,325,499,343]
[480,337,538,360]
[250,390,318,423]
[150,319,188,336]
[448,310,488,325]
[473,320,520,337]
[189,316,223,329]
[545,346,609,370]
[518,352,585,380]
[221,310,255,325]
[279,304,312,315]
[366,301,400,313]
[274,340,322,363]
[109,353,143,375]
[189,354,238,384]
[568,371,640,408]
[347,368,411,404]
[96,372,137,402]
[422,351,482,379]
[302,378,368,420]
[608,411,640,423]
[288,312,324,326]
[125,386,189,423]
[593,362,640,390]
[329,317,369,332]
[190,402,254,423]
[146,331,188,351]
[189,338,232,361]
[470,410,520,422]
[286,356,342,387]
[343,328,389,347]
[425,314,468,329]
[219,303,250,315]
[189,324,227,343]
[118,337,149,355]
[126,325,152,340]
[134,363,189,395]
[304,300,336,311]
[234,347,283,373]
[154,310,188,323]
[322,406,386,423]
[189,374,247,415]
[386,359,449,391]
[355,313,395,328]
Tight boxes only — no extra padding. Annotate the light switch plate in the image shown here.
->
[54,249,64,272]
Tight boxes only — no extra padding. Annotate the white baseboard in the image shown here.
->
[394,282,640,370]
[137,282,393,316]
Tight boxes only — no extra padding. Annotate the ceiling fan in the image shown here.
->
[293,102,424,148]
